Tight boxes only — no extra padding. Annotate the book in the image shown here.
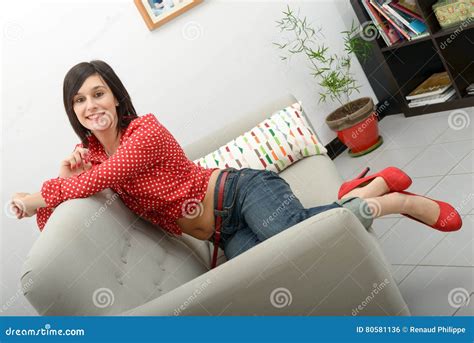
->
[386,22,403,44]
[384,3,427,34]
[408,87,456,107]
[467,83,474,95]
[409,31,430,41]
[409,86,453,103]
[370,0,411,40]
[397,0,422,16]
[391,0,424,21]
[361,0,392,46]
[406,72,452,100]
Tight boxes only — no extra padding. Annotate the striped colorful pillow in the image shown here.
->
[193,102,327,173]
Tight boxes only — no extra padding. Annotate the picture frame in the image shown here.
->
[134,0,203,31]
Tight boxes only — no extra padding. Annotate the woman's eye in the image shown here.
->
[74,98,84,104]
[95,91,104,97]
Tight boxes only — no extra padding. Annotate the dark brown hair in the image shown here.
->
[63,60,138,148]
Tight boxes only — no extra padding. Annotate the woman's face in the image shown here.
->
[72,73,119,133]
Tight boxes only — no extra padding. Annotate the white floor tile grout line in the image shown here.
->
[392,264,417,285]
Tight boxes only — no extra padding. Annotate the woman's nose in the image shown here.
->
[85,97,98,111]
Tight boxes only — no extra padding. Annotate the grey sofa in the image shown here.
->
[20,94,410,316]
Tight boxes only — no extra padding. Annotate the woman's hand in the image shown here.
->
[10,193,37,219]
[59,147,93,178]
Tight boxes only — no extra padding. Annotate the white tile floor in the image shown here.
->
[333,107,473,316]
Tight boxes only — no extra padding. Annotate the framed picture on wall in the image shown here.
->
[134,0,203,31]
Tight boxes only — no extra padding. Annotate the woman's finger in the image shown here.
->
[79,150,90,164]
[69,156,77,169]
[11,202,24,219]
[73,151,83,167]
[83,161,93,171]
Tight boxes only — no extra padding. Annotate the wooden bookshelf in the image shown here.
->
[350,0,474,117]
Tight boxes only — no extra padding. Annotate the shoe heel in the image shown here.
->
[356,167,370,179]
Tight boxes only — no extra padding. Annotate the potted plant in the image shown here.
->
[274,6,384,157]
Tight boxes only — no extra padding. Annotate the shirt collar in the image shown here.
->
[84,135,106,163]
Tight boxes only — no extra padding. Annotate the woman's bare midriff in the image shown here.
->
[176,169,221,241]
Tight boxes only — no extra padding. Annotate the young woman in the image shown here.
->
[10,60,462,264]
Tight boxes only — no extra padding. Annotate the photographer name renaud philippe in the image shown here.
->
[410,326,466,335]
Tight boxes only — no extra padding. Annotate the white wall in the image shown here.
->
[0,0,376,315]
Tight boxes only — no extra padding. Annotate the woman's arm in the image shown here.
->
[10,192,46,219]
[41,114,165,208]
[27,192,47,209]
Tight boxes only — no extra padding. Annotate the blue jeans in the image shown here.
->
[209,168,373,260]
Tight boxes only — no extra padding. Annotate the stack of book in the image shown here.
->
[467,84,474,96]
[406,72,456,108]
[361,0,429,47]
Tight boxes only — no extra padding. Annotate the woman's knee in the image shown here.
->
[336,196,374,230]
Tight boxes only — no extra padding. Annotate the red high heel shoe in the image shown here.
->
[338,166,412,199]
[399,191,462,232]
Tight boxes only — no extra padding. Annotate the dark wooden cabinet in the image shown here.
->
[351,0,474,117]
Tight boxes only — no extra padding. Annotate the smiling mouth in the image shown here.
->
[86,112,105,120]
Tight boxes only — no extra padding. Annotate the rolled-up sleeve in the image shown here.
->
[36,207,54,231]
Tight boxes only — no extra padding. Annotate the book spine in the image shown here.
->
[383,4,418,34]
[361,0,392,46]
[406,86,448,100]
[391,2,424,21]
[370,0,411,40]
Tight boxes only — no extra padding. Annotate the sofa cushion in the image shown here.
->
[193,102,327,173]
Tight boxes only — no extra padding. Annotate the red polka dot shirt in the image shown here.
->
[36,113,218,235]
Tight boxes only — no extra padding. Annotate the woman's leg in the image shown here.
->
[340,177,441,225]
[364,192,440,225]
[340,176,389,199]
[236,170,353,242]
[224,226,261,260]
[223,170,441,259]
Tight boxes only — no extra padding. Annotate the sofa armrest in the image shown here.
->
[21,189,209,315]
[120,208,410,316]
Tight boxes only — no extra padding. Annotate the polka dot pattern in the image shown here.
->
[36,114,218,235]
